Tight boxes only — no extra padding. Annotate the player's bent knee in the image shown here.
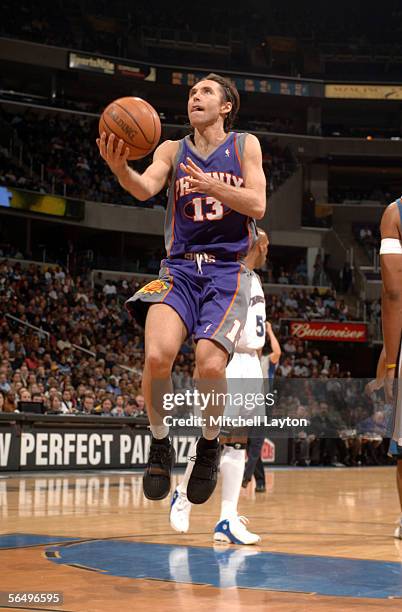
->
[196,358,226,379]
[145,350,175,377]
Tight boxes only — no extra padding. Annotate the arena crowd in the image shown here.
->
[1,108,298,207]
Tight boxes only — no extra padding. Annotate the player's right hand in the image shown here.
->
[365,378,384,395]
[96,132,130,176]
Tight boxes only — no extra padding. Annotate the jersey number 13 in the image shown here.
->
[192,197,224,222]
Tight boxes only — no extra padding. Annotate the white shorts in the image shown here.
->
[226,351,263,379]
[391,340,402,447]
[224,351,264,419]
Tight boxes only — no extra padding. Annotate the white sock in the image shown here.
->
[150,424,169,439]
[202,426,220,440]
[177,440,196,497]
[219,446,245,521]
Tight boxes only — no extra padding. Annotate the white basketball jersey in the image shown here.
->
[236,272,266,352]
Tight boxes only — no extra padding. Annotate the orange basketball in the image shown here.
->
[99,97,161,160]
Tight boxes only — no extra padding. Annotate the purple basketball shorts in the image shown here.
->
[126,257,252,356]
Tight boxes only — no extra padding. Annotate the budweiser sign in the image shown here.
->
[289,321,368,342]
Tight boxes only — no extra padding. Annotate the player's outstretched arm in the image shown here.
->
[97,134,177,201]
[380,202,402,379]
[181,134,266,219]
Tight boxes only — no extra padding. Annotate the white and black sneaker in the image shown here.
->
[143,437,175,500]
[187,437,220,504]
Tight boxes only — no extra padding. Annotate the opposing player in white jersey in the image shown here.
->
[170,229,269,544]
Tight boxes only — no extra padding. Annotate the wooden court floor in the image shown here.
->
[1,466,402,612]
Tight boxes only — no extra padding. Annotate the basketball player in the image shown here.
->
[243,320,281,492]
[379,199,402,537]
[170,230,268,544]
[97,74,266,504]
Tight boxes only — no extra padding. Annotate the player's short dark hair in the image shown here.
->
[196,73,240,132]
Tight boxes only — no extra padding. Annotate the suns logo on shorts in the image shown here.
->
[138,280,168,295]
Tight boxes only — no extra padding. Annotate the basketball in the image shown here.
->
[99,97,161,160]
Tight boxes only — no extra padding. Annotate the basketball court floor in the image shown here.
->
[1,467,402,611]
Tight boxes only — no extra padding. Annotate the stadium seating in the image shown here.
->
[0,108,297,206]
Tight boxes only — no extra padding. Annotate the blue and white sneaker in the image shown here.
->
[213,515,261,545]
[170,487,192,533]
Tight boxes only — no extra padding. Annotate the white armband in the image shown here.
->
[380,238,402,255]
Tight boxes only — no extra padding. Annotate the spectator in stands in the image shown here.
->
[80,395,95,415]
[111,395,125,416]
[61,389,75,412]
[103,281,117,299]
[18,388,31,403]
[277,357,293,377]
[134,394,146,415]
[47,395,65,414]
[278,268,290,284]
[106,376,121,396]
[285,337,299,356]
[32,392,44,405]
[293,360,310,378]
[97,397,113,416]
[3,390,16,412]
[124,398,140,417]
[0,373,11,394]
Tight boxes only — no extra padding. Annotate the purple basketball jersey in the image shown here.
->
[165,132,257,258]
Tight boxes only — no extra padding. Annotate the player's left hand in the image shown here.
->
[180,157,215,195]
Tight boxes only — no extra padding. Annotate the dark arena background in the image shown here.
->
[1,1,402,610]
